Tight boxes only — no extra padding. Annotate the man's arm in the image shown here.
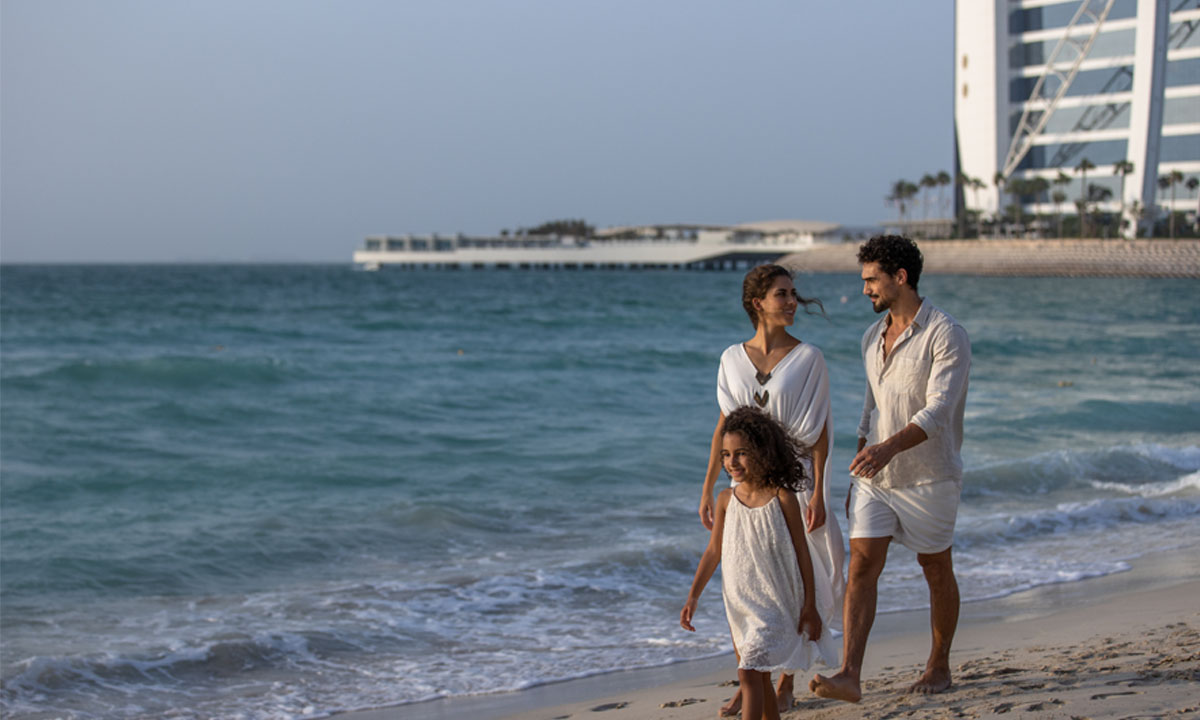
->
[850,322,969,480]
[909,322,971,440]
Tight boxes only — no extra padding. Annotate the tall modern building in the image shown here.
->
[955,0,1199,237]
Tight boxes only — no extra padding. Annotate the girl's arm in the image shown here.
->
[779,490,821,641]
[681,488,731,632]
[698,413,726,530]
[805,422,830,531]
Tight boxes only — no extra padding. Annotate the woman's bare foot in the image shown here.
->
[718,688,742,717]
[905,665,951,695]
[775,674,794,713]
[808,672,862,703]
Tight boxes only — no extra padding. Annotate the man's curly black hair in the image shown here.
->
[723,406,811,493]
[857,235,924,292]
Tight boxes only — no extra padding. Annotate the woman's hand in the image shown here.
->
[804,495,826,532]
[798,603,821,641]
[699,493,715,531]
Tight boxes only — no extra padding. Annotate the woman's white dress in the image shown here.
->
[717,341,846,669]
[721,490,840,672]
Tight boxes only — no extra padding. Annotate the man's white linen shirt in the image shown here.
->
[857,299,970,489]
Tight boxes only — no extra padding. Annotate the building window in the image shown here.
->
[1165,57,1200,88]
[1170,20,1200,51]
[1010,28,1135,68]
[1009,0,1137,34]
[1011,65,1133,102]
[1017,138,1128,170]
[1163,96,1200,126]
[1160,134,1200,162]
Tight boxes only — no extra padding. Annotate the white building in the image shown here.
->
[955,0,1200,237]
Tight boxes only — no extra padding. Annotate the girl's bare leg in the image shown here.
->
[720,639,743,717]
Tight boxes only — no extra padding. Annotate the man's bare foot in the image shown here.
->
[718,688,741,717]
[808,672,862,703]
[905,666,951,695]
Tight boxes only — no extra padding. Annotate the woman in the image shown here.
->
[698,264,845,716]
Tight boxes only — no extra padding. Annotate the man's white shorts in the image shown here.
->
[848,479,960,555]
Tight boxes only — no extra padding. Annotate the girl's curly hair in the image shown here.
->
[723,406,812,493]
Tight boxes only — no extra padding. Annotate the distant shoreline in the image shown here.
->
[784,238,1200,278]
[3,239,1198,276]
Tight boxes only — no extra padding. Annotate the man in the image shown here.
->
[810,235,970,703]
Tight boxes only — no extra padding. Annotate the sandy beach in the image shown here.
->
[333,547,1200,720]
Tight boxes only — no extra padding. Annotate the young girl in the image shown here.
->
[681,406,826,720]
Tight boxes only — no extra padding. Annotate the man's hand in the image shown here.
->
[849,441,899,480]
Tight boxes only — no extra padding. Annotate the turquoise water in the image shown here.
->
[2,264,1198,719]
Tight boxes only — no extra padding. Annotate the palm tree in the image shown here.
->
[993,172,1008,237]
[1112,160,1135,238]
[1030,177,1050,236]
[1052,190,1068,238]
[888,179,919,225]
[937,171,952,221]
[1088,184,1114,237]
[969,176,987,238]
[1161,170,1185,239]
[1128,200,1145,238]
[920,174,938,221]
[1075,158,1095,238]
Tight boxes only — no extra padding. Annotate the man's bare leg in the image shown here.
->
[774,673,794,713]
[809,537,890,703]
[907,547,958,694]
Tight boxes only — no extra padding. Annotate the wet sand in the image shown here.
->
[331,546,1199,720]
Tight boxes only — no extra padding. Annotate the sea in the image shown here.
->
[1,264,1198,720]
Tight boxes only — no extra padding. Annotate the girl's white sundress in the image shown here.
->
[717,341,847,648]
[721,490,841,672]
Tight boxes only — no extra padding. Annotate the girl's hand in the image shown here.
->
[805,496,826,532]
[680,600,698,632]
[699,494,714,531]
[798,604,821,641]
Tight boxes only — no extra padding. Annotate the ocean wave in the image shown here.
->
[964,443,1200,496]
[9,354,297,390]
[957,494,1200,550]
[0,632,339,720]
[1089,470,1200,497]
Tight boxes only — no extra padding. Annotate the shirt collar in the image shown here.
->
[878,298,929,344]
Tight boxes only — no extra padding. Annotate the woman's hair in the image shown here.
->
[723,406,812,493]
[856,235,923,292]
[741,264,825,328]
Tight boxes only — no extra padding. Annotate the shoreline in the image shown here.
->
[329,544,1200,720]
[783,238,1200,277]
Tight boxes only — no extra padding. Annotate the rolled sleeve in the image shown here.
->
[909,323,971,439]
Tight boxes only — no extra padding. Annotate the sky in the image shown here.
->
[2,1,954,263]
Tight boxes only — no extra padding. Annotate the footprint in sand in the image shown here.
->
[659,698,705,708]
[590,702,630,712]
